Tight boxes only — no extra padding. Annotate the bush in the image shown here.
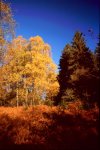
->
[43,99,54,106]
[59,100,68,109]
[0,105,99,149]
[61,88,77,102]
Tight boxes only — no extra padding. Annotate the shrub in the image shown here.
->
[43,99,54,106]
[59,100,69,109]
[61,88,77,102]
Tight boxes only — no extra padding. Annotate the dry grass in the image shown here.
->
[0,104,99,150]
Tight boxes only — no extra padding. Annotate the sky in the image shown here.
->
[6,0,99,65]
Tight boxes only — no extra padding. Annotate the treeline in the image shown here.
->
[0,0,100,108]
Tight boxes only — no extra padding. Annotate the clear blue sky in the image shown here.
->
[6,0,99,65]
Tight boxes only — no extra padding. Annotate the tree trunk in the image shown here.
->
[16,82,19,107]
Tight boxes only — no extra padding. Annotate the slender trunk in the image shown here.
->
[16,82,19,107]
[32,92,34,105]
[24,77,28,106]
[25,87,28,106]
[31,99,32,106]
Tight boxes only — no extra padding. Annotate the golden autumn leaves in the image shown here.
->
[0,0,15,38]
[0,36,59,106]
[0,1,59,106]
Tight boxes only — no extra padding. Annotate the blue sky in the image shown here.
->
[6,0,99,65]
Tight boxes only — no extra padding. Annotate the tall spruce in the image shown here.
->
[55,44,76,105]
[95,34,100,106]
[71,32,96,105]
[56,31,96,106]
[95,34,100,72]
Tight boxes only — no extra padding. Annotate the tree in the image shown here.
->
[55,44,75,105]
[95,34,100,72]
[0,0,15,39]
[71,32,95,100]
[2,36,59,106]
[56,31,96,107]
[94,34,100,106]
[0,0,15,64]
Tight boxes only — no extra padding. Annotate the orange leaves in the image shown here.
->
[30,36,44,44]
[0,1,10,13]
[0,105,99,148]
[29,36,51,56]
[0,105,99,150]
[0,0,15,39]
[0,34,59,107]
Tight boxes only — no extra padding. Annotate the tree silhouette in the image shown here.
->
[56,31,97,107]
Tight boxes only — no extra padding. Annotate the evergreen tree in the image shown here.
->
[95,34,100,106]
[58,44,71,91]
[56,31,96,107]
[71,32,96,105]
[95,34,100,72]
[55,44,76,105]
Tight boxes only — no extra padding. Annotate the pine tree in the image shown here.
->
[95,34,100,72]
[56,31,96,106]
[55,44,76,105]
[95,34,100,106]
[71,32,96,106]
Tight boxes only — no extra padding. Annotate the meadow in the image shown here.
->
[0,103,99,150]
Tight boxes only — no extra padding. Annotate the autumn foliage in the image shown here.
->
[0,1,99,150]
[0,36,59,106]
[0,105,99,150]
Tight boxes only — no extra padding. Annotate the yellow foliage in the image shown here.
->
[1,35,59,105]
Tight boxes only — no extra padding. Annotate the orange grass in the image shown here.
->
[0,105,99,150]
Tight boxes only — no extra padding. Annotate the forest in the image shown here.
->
[0,0,99,150]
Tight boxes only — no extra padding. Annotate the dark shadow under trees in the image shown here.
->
[0,107,99,150]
